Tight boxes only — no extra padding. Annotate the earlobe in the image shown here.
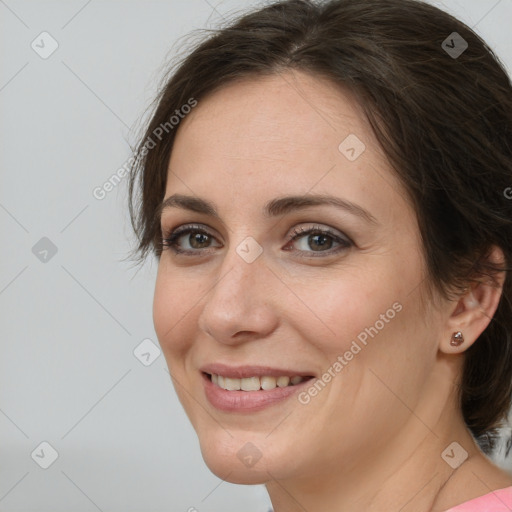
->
[449,331,464,347]
[440,290,489,354]
[440,246,506,354]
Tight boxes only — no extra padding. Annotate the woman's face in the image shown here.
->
[153,71,448,485]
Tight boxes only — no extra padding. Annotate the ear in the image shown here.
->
[440,245,507,354]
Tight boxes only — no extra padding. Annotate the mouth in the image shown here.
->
[203,372,314,391]
[199,364,316,412]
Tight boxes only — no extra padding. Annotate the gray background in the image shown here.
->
[1,0,511,511]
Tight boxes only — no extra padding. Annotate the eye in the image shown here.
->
[161,223,352,258]
[161,224,222,254]
[283,225,352,257]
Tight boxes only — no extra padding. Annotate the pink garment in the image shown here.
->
[442,486,512,511]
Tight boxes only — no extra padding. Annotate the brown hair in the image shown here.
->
[128,0,512,453]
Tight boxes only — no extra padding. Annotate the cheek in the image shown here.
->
[152,266,196,356]
[294,252,429,391]
[291,269,403,357]
[316,264,434,414]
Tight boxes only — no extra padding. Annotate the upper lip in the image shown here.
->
[200,363,315,379]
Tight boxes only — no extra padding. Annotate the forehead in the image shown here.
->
[173,71,368,159]
[165,70,410,225]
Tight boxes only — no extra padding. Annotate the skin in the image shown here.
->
[153,70,512,512]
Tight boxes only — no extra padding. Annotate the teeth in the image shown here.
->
[261,376,277,390]
[277,376,290,387]
[210,373,306,391]
[224,377,241,390]
[241,376,260,391]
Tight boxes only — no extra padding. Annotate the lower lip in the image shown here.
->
[202,372,313,413]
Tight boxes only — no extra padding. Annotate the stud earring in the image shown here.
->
[450,331,464,347]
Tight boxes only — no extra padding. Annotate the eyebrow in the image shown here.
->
[157,193,378,225]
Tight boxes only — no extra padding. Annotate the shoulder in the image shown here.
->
[434,452,512,511]
[442,485,512,511]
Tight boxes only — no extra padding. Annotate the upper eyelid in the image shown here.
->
[162,222,218,237]
[162,223,351,250]
[168,224,222,242]
[163,222,345,239]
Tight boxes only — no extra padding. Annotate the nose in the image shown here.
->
[197,244,279,345]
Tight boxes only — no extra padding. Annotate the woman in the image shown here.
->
[128,0,512,510]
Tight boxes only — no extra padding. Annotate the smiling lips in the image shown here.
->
[200,363,315,411]
[210,373,307,391]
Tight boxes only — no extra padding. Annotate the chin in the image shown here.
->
[196,428,296,485]
[199,441,272,484]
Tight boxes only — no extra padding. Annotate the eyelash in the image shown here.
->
[160,223,352,258]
